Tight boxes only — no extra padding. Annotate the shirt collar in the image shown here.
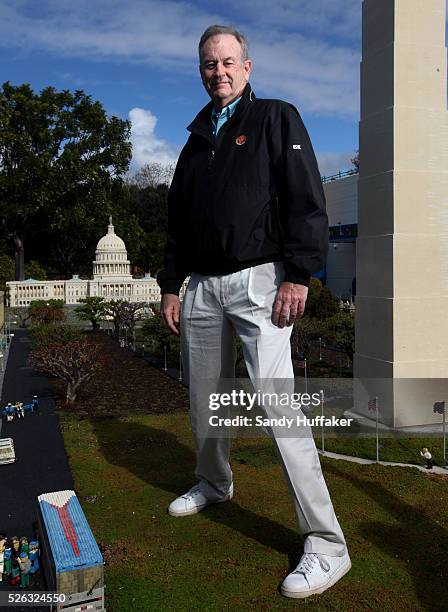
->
[211,95,242,123]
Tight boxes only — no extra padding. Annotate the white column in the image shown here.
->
[354,0,448,427]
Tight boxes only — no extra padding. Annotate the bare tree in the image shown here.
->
[129,162,176,188]
[29,340,101,403]
[105,300,146,339]
[350,150,359,171]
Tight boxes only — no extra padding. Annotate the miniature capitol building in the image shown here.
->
[7,218,186,307]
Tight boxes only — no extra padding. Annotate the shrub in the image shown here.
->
[28,300,65,326]
[30,323,83,348]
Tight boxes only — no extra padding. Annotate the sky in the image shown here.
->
[0,0,442,178]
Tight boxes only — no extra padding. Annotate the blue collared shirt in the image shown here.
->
[211,96,242,137]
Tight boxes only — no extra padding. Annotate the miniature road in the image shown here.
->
[0,329,74,604]
[0,340,12,424]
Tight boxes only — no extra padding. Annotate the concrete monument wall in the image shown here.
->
[354,0,448,427]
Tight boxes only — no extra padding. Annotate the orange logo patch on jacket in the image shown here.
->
[235,135,247,146]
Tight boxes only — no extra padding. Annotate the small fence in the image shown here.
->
[321,168,358,184]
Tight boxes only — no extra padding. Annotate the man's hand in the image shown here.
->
[161,293,181,336]
[272,282,308,328]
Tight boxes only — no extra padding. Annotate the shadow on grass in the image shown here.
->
[325,462,448,609]
[91,417,304,568]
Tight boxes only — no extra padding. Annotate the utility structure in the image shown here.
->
[354,0,448,426]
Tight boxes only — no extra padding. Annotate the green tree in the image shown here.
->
[141,313,180,363]
[24,260,47,280]
[109,180,169,275]
[315,286,339,320]
[291,316,323,359]
[304,277,323,318]
[0,81,132,279]
[0,254,14,292]
[321,312,355,361]
[74,297,108,331]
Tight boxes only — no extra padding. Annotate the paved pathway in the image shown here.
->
[0,329,73,603]
[0,337,13,427]
[318,449,448,475]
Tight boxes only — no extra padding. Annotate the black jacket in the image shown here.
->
[157,83,328,295]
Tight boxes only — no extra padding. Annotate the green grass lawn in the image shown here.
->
[317,434,446,465]
[58,410,448,611]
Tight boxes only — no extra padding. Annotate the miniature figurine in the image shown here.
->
[14,402,24,419]
[11,536,20,556]
[3,546,12,576]
[28,540,40,575]
[0,534,6,581]
[5,403,14,421]
[9,557,20,586]
[17,552,31,588]
[420,447,434,469]
[23,396,39,414]
[19,536,29,555]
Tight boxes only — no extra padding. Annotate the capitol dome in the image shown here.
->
[92,217,132,279]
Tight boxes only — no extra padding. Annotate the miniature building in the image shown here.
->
[37,490,105,612]
[323,172,358,299]
[0,438,15,465]
[7,218,187,307]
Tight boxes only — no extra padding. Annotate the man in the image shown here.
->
[157,24,351,599]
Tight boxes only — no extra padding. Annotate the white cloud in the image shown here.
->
[249,33,359,118]
[128,107,179,170]
[316,151,357,178]
[225,0,362,41]
[0,0,362,118]
[5,0,445,120]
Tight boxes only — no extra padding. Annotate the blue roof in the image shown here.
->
[38,491,103,572]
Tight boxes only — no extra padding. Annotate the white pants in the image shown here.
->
[180,262,347,556]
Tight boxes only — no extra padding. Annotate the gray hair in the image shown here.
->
[198,25,249,63]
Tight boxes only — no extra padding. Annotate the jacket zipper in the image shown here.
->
[208,114,235,170]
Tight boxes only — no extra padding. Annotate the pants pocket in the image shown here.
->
[247,262,284,308]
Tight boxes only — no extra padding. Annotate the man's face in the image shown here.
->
[199,34,252,109]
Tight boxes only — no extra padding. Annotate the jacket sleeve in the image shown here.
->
[269,103,328,287]
[156,145,190,296]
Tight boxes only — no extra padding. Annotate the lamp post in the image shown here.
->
[368,396,380,463]
[320,389,325,454]
[433,401,446,467]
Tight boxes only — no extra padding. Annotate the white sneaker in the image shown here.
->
[168,483,233,517]
[281,550,351,599]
